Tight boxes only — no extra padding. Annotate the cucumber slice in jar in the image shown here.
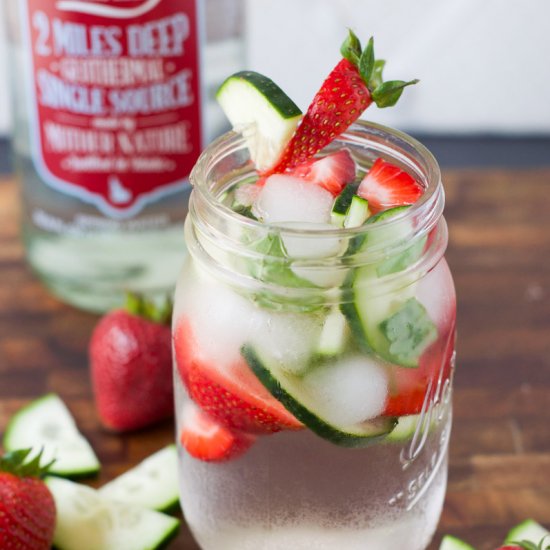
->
[98,445,179,512]
[504,519,550,546]
[439,535,476,550]
[46,477,180,550]
[330,182,360,227]
[341,206,435,367]
[242,345,396,447]
[3,394,100,478]
[343,195,371,228]
[216,71,302,172]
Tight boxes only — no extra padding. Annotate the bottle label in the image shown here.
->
[21,0,202,218]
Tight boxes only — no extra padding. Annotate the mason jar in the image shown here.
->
[172,120,456,550]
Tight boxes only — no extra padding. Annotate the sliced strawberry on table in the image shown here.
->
[267,31,418,175]
[358,158,423,213]
[174,318,303,435]
[180,402,254,462]
[288,149,356,196]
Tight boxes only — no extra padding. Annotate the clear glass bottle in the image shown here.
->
[4,0,243,312]
[172,121,457,549]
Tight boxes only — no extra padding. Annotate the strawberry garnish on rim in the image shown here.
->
[180,402,255,462]
[267,30,418,175]
[288,148,356,196]
[357,158,423,213]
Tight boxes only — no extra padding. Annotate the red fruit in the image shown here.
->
[90,298,173,432]
[288,149,356,196]
[358,158,423,212]
[0,449,56,550]
[496,547,523,549]
[174,318,303,434]
[269,58,372,174]
[180,402,254,462]
[267,31,417,175]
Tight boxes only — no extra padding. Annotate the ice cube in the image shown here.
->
[249,312,322,376]
[254,175,334,225]
[302,355,388,426]
[179,267,260,369]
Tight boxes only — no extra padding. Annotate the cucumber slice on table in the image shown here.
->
[46,477,179,550]
[216,71,302,172]
[439,535,476,550]
[98,445,179,512]
[242,345,396,447]
[505,519,550,546]
[3,394,100,478]
[341,206,435,367]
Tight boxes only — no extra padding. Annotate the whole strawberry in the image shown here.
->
[0,449,56,550]
[90,294,173,431]
[268,30,418,174]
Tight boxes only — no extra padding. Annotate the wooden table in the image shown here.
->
[1,169,549,550]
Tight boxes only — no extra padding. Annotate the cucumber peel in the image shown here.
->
[3,394,100,478]
[242,345,396,447]
[98,445,179,512]
[439,535,476,550]
[46,477,180,550]
[505,519,550,548]
[216,71,302,172]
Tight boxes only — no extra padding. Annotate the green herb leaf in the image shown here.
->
[379,298,437,367]
[249,234,314,289]
[376,237,426,277]
[340,29,362,66]
[359,37,375,86]
[372,79,419,108]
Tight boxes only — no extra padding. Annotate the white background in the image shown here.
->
[1,0,549,137]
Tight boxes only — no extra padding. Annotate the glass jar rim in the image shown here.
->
[189,119,443,242]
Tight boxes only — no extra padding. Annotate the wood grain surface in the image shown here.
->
[1,169,549,550]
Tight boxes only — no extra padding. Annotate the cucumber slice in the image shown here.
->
[344,196,371,228]
[341,206,435,367]
[216,71,302,172]
[98,445,179,512]
[439,535,476,550]
[316,308,348,358]
[331,183,359,226]
[3,394,100,478]
[505,519,549,546]
[242,345,396,447]
[46,477,179,550]
[385,403,444,442]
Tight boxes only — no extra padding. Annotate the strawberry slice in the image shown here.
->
[267,31,417,174]
[357,158,423,212]
[174,318,303,435]
[288,149,356,196]
[180,401,254,462]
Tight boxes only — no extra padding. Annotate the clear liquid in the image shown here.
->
[175,374,450,550]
